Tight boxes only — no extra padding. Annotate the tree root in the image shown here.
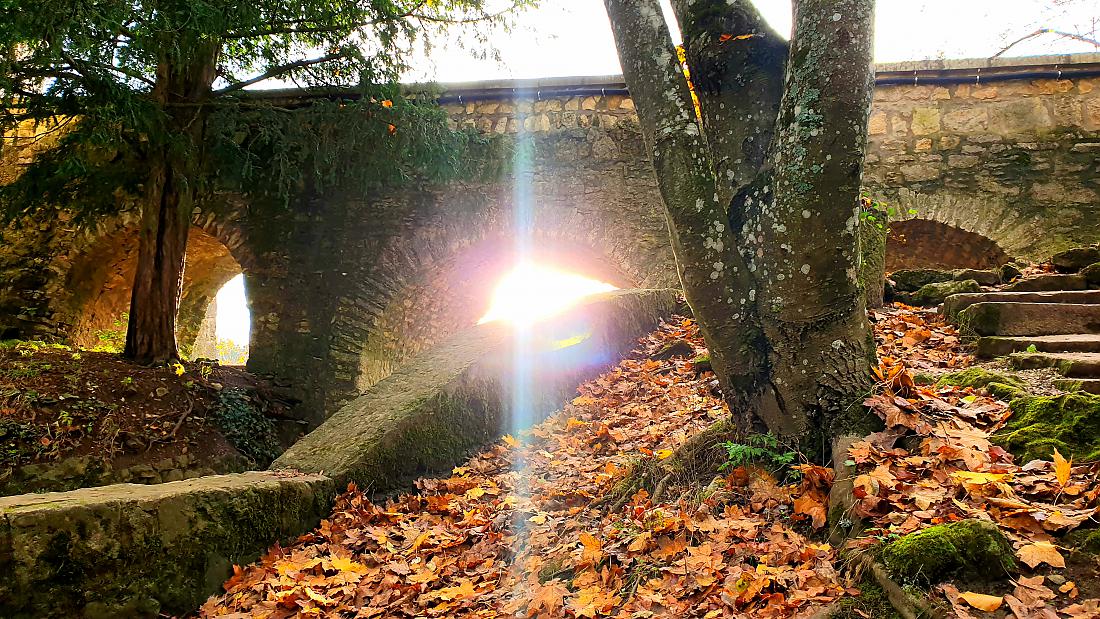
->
[601,418,742,512]
[846,551,943,619]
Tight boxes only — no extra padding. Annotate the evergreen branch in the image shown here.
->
[213,52,348,94]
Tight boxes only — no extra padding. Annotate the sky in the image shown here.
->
[412,0,1099,82]
[214,0,1098,347]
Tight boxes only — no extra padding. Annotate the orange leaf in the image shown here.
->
[959,591,1003,611]
[1017,541,1065,568]
[579,532,603,565]
[1053,448,1072,487]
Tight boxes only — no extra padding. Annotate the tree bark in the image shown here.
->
[123,48,218,364]
[603,0,881,458]
[603,0,769,423]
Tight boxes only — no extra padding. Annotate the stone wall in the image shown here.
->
[0,471,335,617]
[3,55,1099,424]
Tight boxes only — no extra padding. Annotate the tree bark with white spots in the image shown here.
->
[604,0,880,459]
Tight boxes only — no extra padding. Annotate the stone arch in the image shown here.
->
[882,189,1043,261]
[887,219,1011,272]
[51,211,255,353]
[316,176,678,415]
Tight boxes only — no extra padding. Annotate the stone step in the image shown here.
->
[943,290,1100,321]
[976,334,1100,358]
[1002,274,1088,292]
[1054,378,1100,395]
[1010,352,1100,377]
[959,303,1100,337]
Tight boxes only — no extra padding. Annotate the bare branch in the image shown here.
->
[993,27,1100,58]
[213,53,347,95]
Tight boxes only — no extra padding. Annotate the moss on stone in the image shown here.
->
[1065,528,1100,555]
[1082,262,1100,286]
[889,269,954,293]
[882,519,1015,585]
[936,368,1025,399]
[898,279,982,307]
[993,393,1100,463]
[831,580,901,619]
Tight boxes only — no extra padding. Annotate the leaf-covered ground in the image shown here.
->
[202,307,1100,618]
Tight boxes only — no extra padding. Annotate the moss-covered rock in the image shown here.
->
[952,269,1000,286]
[890,269,954,293]
[1051,247,1100,273]
[999,262,1023,283]
[1065,527,1100,555]
[897,279,982,307]
[882,519,1015,585]
[1082,262,1100,287]
[936,368,1025,400]
[830,580,901,619]
[993,393,1100,463]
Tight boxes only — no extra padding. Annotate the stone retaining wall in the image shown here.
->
[0,471,335,618]
[0,451,252,498]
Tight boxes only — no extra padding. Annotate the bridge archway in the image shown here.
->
[54,215,255,356]
[886,219,1011,272]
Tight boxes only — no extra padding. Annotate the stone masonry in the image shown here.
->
[1,54,1098,424]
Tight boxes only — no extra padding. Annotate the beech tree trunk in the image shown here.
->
[123,50,218,364]
[603,0,880,458]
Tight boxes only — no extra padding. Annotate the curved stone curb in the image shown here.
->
[272,288,680,494]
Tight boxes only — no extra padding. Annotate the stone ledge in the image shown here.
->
[273,288,680,493]
[0,471,336,618]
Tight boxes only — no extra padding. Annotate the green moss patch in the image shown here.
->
[831,580,901,619]
[1065,528,1100,556]
[882,519,1015,585]
[993,393,1100,463]
[936,368,1025,400]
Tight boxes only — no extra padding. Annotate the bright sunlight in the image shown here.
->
[478,263,618,325]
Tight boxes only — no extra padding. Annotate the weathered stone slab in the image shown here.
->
[896,279,981,307]
[273,289,680,493]
[1003,274,1088,292]
[1010,352,1100,377]
[0,472,336,618]
[943,290,1100,321]
[1052,247,1100,273]
[957,302,1100,337]
[1054,378,1100,395]
[977,334,1100,358]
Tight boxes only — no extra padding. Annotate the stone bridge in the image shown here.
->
[2,54,1098,423]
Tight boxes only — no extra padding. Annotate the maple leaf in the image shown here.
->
[959,591,1003,611]
[579,532,604,565]
[1017,541,1066,568]
[1053,448,1072,487]
[793,494,827,529]
[527,580,569,616]
[436,579,478,601]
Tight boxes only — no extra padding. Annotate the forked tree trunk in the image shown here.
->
[123,50,217,364]
[603,0,880,458]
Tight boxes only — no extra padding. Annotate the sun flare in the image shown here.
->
[478,263,618,325]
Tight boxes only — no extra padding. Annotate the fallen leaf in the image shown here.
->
[959,591,1003,611]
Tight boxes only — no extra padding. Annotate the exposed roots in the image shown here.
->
[602,418,742,512]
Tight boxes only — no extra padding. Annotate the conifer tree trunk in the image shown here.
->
[123,50,217,364]
[603,0,880,458]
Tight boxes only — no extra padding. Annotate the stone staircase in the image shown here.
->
[940,248,1100,395]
